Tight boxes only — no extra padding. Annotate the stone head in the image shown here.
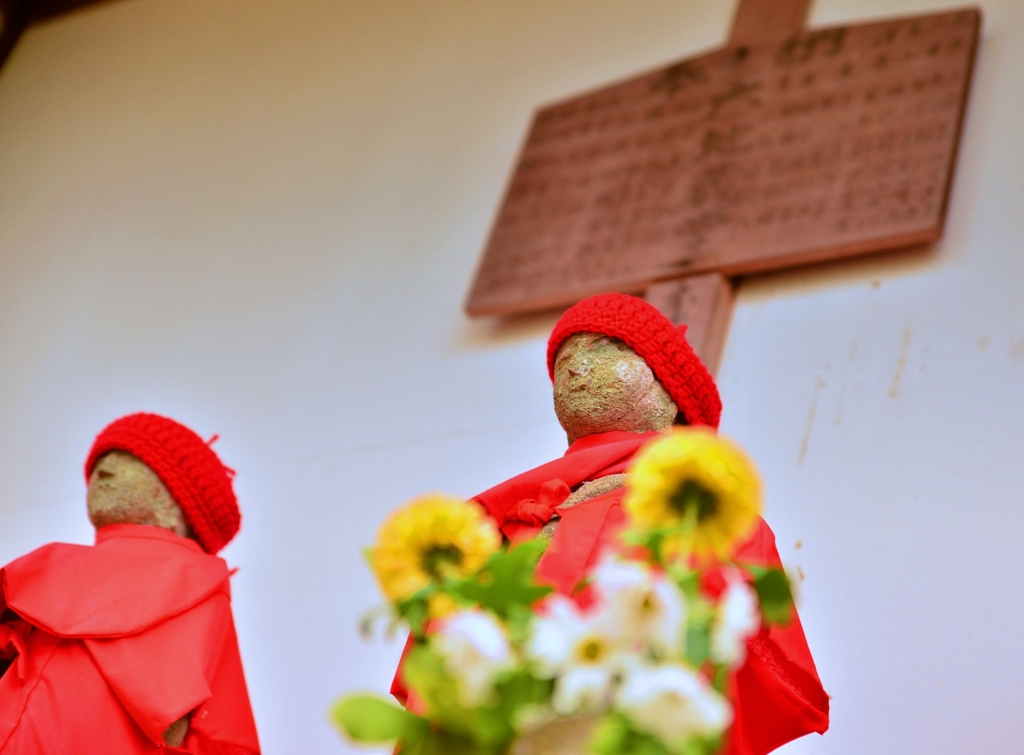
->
[87,450,194,539]
[85,413,242,553]
[553,332,679,444]
[546,293,723,443]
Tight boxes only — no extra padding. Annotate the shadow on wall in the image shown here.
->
[452,306,567,352]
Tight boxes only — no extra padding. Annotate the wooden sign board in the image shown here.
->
[466,8,980,317]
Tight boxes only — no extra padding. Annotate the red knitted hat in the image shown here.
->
[85,413,241,554]
[547,293,722,429]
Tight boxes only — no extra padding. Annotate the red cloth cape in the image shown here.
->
[0,524,260,755]
[392,431,829,754]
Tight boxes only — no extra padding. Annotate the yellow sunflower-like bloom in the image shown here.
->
[624,428,762,561]
[369,493,500,614]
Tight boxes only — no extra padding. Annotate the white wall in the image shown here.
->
[0,0,1021,753]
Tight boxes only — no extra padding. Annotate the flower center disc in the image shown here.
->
[640,594,656,615]
[579,638,605,662]
[422,544,464,579]
[669,480,719,523]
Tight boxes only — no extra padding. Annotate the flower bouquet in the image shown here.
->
[333,428,795,755]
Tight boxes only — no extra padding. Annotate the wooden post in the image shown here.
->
[645,274,734,376]
[728,0,811,47]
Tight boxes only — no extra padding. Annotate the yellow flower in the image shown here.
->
[369,494,500,612]
[624,428,761,561]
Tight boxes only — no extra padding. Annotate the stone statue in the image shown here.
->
[394,293,829,755]
[0,413,261,754]
[86,450,194,746]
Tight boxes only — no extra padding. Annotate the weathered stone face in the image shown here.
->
[552,332,677,445]
[87,451,193,539]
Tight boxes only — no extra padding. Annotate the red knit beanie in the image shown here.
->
[85,413,241,554]
[547,293,722,429]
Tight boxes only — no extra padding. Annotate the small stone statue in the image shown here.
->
[0,413,261,754]
[86,450,194,746]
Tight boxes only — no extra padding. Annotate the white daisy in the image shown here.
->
[617,662,732,748]
[526,595,620,715]
[432,609,513,707]
[592,558,686,658]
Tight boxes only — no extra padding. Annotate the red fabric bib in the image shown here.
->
[474,430,659,541]
[0,525,260,755]
[473,430,658,595]
[2,525,229,638]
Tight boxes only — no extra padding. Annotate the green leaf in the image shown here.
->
[503,602,539,645]
[672,568,700,596]
[685,623,712,668]
[394,589,433,638]
[589,714,630,755]
[589,713,671,755]
[449,540,552,620]
[494,669,554,710]
[401,646,510,745]
[403,645,554,750]
[621,527,669,568]
[358,604,393,639]
[677,571,714,668]
[399,728,482,755]
[747,566,794,627]
[402,645,453,710]
[330,694,419,743]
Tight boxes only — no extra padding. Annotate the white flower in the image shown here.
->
[592,558,686,657]
[525,595,620,715]
[616,662,732,748]
[710,573,760,667]
[431,609,512,707]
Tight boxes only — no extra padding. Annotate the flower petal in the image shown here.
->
[552,666,613,715]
